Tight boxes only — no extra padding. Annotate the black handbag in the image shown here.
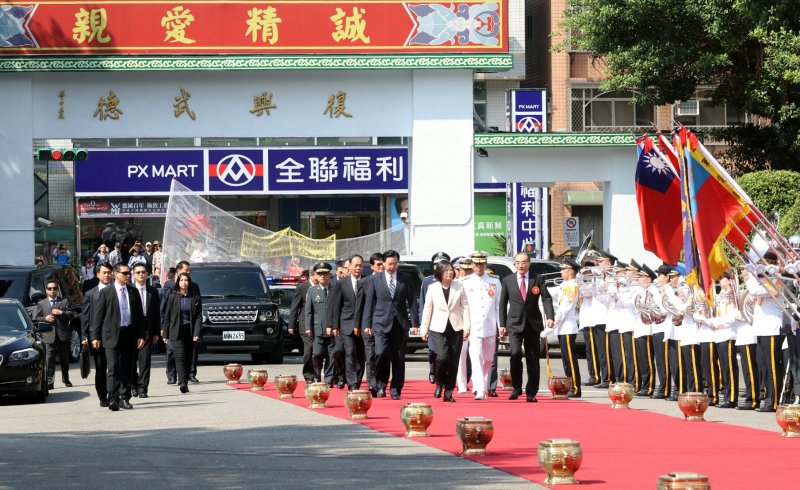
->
[79,343,91,379]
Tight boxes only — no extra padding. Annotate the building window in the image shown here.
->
[674,90,748,128]
[474,81,488,130]
[570,88,655,132]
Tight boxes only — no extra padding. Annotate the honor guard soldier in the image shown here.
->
[462,251,502,400]
[577,254,600,387]
[419,252,451,389]
[660,267,691,398]
[304,262,336,385]
[694,284,722,406]
[744,251,785,412]
[706,270,740,408]
[631,264,657,396]
[606,262,635,384]
[547,258,582,397]
[587,250,615,388]
[622,261,646,389]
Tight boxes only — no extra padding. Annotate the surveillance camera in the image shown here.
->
[36,217,53,227]
[399,211,409,224]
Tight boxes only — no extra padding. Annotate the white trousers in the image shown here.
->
[469,335,496,395]
[456,338,470,392]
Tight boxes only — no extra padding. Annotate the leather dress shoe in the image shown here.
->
[337,381,346,389]
[651,393,666,400]
[635,390,650,397]
[428,374,436,384]
[756,407,776,413]
[119,398,133,410]
[488,389,498,398]
[736,404,756,411]
[376,389,386,398]
[526,395,538,403]
[138,393,149,399]
[716,401,735,409]
[108,399,120,411]
[668,394,679,401]
[131,388,139,398]
[508,389,522,400]
[167,378,177,385]
[434,385,442,398]
[594,382,609,389]
[180,385,190,394]
[189,376,199,383]
[582,379,598,387]
[99,399,109,408]
[567,392,581,398]
[390,393,401,400]
[63,380,73,388]
[443,394,456,402]
[369,388,378,397]
[47,383,55,390]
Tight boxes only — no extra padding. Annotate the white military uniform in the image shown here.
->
[462,273,501,397]
[554,279,580,335]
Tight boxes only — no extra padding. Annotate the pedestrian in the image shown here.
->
[130,263,161,399]
[54,244,70,264]
[81,257,96,281]
[288,270,317,382]
[152,241,163,281]
[162,272,202,394]
[109,243,123,266]
[329,254,367,390]
[143,241,154,275]
[305,263,336,384]
[420,260,470,402]
[128,247,146,269]
[34,278,77,389]
[81,262,113,407]
[160,261,201,383]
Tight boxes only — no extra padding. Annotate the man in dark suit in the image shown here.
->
[34,278,77,389]
[289,270,317,383]
[81,262,114,406]
[361,250,419,400]
[91,263,147,412]
[330,254,367,390]
[499,252,554,402]
[357,253,384,396]
[130,263,161,398]
[305,263,336,384]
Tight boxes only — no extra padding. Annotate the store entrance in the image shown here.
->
[300,212,380,239]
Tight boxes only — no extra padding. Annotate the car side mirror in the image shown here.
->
[36,322,53,333]
[31,292,46,303]
[271,290,284,305]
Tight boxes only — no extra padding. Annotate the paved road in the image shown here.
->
[0,349,783,489]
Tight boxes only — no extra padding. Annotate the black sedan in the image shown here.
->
[0,298,50,403]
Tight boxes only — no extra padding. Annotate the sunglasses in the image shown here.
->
[134,271,147,274]
[118,271,131,275]
[46,287,58,291]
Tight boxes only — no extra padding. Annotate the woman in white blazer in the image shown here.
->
[421,261,471,402]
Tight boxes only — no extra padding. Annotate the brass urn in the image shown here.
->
[456,417,494,456]
[677,392,709,421]
[608,382,635,409]
[274,374,298,398]
[344,389,373,419]
[247,369,268,391]
[537,438,583,485]
[776,404,800,437]
[499,368,514,391]
[223,363,243,384]
[305,382,331,408]
[400,402,434,437]
[656,472,711,489]
[548,376,572,400]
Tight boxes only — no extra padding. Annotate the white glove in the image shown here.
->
[540,327,554,339]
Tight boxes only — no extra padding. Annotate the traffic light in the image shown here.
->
[36,148,88,161]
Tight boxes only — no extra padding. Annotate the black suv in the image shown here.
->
[190,262,284,364]
[0,265,83,362]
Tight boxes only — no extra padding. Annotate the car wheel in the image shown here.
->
[27,374,47,404]
[69,330,81,362]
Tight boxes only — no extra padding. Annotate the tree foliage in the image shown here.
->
[563,0,800,171]
[736,170,800,235]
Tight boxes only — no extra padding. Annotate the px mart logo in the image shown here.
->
[209,150,264,191]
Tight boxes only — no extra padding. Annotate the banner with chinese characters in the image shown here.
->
[77,198,169,217]
[73,147,408,196]
[473,194,506,254]
[0,1,506,55]
[513,183,549,259]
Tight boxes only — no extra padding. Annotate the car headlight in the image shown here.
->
[10,348,39,361]
[258,310,275,322]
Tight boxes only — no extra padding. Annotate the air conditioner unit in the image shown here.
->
[676,100,700,116]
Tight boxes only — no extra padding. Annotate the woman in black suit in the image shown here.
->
[163,272,202,393]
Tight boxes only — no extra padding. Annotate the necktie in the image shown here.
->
[119,286,131,326]
[389,275,396,298]
[51,298,57,307]
[520,275,527,301]
[323,287,328,299]
[140,287,147,312]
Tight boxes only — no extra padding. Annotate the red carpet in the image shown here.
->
[232,379,799,488]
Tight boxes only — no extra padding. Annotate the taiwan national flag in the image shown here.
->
[635,135,682,264]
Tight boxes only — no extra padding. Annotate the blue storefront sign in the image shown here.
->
[74,147,408,196]
[513,183,549,259]
[507,89,547,133]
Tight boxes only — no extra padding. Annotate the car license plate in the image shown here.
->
[222,331,245,341]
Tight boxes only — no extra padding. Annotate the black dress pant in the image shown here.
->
[363,330,377,391]
[634,336,654,395]
[757,335,785,411]
[508,325,540,395]
[45,337,71,385]
[165,341,176,381]
[312,335,335,384]
[681,344,702,393]
[716,340,739,405]
[430,325,463,395]
[427,333,437,380]
[584,325,607,384]
[374,319,406,395]
[488,338,499,391]
[91,346,108,402]
[558,334,581,395]
[188,343,199,379]
[700,342,721,404]
[739,343,760,409]
[105,327,135,401]
[607,330,622,383]
[131,338,153,394]
[652,332,670,396]
[621,331,636,385]
[789,330,800,400]
[330,334,346,384]
[301,333,315,383]
[342,332,365,389]
[667,339,681,395]
[171,337,195,388]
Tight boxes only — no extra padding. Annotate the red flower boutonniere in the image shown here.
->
[531,286,540,295]
[487,284,496,297]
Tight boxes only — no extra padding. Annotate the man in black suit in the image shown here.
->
[34,278,77,389]
[499,252,554,402]
[130,263,161,398]
[289,270,317,383]
[330,254,367,390]
[361,250,419,400]
[82,262,114,406]
[91,263,147,412]
[357,253,384,396]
